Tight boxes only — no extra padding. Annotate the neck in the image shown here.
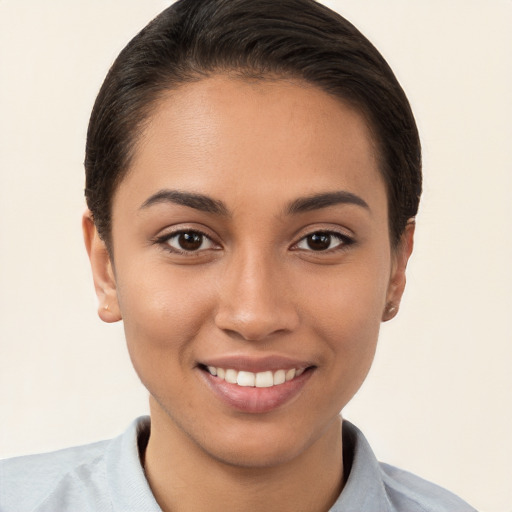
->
[143,402,344,512]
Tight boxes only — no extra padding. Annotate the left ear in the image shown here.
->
[382,220,415,322]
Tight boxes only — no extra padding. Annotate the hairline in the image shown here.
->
[102,70,396,259]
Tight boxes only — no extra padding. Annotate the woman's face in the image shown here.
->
[86,76,412,468]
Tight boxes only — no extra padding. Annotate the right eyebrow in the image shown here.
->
[139,189,230,216]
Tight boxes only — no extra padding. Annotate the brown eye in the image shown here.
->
[306,233,332,251]
[178,232,203,250]
[295,231,351,252]
[165,231,215,252]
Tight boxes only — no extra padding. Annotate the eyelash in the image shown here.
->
[292,231,354,253]
[154,229,354,256]
[154,229,219,255]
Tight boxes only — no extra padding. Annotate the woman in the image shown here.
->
[0,0,476,510]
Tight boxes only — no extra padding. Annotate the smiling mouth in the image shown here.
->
[198,362,316,413]
[200,365,309,388]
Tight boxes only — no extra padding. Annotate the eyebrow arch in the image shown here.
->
[286,191,370,215]
[140,189,230,216]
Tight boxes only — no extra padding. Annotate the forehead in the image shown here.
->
[116,75,385,213]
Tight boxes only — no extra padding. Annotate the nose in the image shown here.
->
[214,249,299,341]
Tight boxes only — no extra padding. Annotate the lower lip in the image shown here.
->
[199,368,314,414]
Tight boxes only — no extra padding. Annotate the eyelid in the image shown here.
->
[290,228,355,253]
[152,224,354,256]
[153,226,221,255]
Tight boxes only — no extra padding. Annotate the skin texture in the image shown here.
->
[83,76,414,512]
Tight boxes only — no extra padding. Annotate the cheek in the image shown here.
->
[314,292,382,376]
[114,263,215,377]
[298,255,390,375]
[309,294,382,411]
[301,257,389,330]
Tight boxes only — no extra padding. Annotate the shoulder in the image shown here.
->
[0,439,110,512]
[379,462,477,512]
[0,417,154,512]
[338,421,477,512]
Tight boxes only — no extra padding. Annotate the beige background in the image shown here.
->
[0,1,511,511]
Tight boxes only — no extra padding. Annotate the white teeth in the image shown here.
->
[205,366,307,387]
[237,371,255,387]
[225,369,237,384]
[273,369,286,385]
[255,371,274,388]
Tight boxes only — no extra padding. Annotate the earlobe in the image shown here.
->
[383,302,398,321]
[82,210,122,323]
[382,220,415,322]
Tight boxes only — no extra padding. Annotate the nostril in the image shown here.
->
[214,302,299,342]
[219,325,291,343]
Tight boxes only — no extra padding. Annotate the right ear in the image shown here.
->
[82,210,122,323]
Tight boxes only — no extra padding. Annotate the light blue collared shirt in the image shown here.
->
[0,417,476,511]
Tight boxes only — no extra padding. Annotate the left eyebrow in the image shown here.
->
[286,191,370,215]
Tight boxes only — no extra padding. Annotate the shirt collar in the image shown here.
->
[106,416,162,512]
[330,420,393,511]
[105,417,392,512]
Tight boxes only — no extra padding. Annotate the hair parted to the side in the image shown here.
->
[85,0,421,251]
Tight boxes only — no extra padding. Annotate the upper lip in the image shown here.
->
[199,354,315,373]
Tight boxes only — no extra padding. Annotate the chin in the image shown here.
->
[197,412,342,470]
[203,431,315,469]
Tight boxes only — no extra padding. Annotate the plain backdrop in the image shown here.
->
[0,1,511,511]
